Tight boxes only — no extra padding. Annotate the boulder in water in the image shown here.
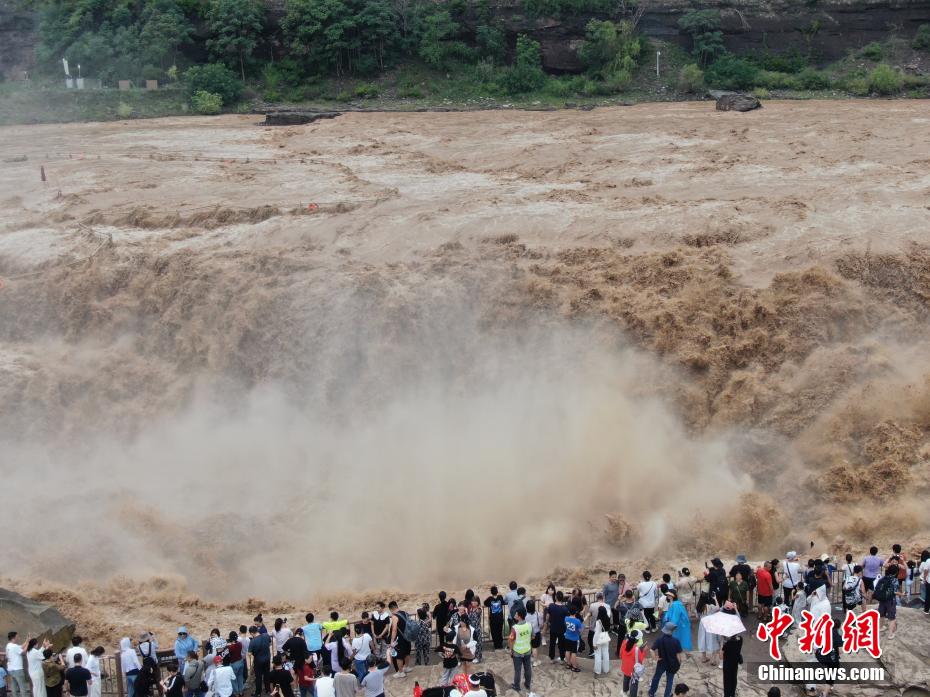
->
[262,111,342,126]
[715,93,762,112]
[0,587,75,650]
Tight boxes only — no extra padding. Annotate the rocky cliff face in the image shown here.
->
[0,0,36,80]
[481,0,930,70]
[4,0,930,78]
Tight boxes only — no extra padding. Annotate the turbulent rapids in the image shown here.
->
[1,102,930,640]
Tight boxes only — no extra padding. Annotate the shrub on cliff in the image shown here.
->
[677,63,704,93]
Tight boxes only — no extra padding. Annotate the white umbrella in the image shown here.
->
[700,611,746,637]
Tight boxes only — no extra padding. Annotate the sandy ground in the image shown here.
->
[2,102,930,656]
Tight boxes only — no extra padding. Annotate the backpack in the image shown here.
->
[843,576,861,604]
[873,576,896,602]
[398,612,421,643]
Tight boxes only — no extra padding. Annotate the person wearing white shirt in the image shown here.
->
[919,551,930,615]
[781,551,802,604]
[5,632,28,697]
[87,647,104,697]
[636,571,659,632]
[27,638,52,697]
[208,657,237,697]
[315,667,335,697]
[67,636,91,669]
[351,632,373,681]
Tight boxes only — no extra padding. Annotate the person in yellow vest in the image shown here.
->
[508,610,536,697]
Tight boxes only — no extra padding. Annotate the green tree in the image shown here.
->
[577,19,641,82]
[206,0,266,80]
[139,0,193,71]
[282,0,400,76]
[417,8,469,67]
[678,10,724,66]
[501,34,546,93]
[184,62,243,104]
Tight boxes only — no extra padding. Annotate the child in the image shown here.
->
[436,628,459,686]
[563,608,583,673]
[315,666,335,697]
[161,663,184,697]
[296,660,315,697]
[906,560,917,599]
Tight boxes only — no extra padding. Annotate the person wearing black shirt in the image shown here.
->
[282,631,308,671]
[432,593,450,649]
[721,635,743,697]
[545,592,568,663]
[64,656,92,697]
[706,559,728,606]
[483,587,506,650]
[161,664,185,697]
[249,626,273,696]
[268,657,294,697]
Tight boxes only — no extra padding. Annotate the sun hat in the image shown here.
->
[662,622,677,635]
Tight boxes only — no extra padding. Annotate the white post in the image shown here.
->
[656,51,661,78]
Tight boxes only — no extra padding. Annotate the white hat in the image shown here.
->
[786,551,797,560]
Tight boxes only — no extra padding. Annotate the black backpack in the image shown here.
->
[873,576,896,602]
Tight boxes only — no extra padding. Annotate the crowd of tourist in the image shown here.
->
[2,544,927,697]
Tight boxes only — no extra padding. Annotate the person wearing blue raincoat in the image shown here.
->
[661,590,692,651]
[174,627,199,672]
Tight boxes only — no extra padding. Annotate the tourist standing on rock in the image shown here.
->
[66,637,90,670]
[728,571,750,618]
[302,614,323,663]
[119,638,141,697]
[647,623,682,697]
[504,583,520,618]
[696,593,720,665]
[637,572,660,633]
[676,570,695,618]
[209,656,237,697]
[730,555,754,610]
[661,591,691,652]
[721,633,743,697]
[248,625,272,696]
[592,606,612,676]
[563,607,583,673]
[756,561,774,622]
[371,604,391,660]
[454,614,476,678]
[28,639,51,697]
[620,630,647,697]
[161,663,184,697]
[63,654,92,697]
[467,598,483,664]
[182,651,205,697]
[705,560,728,606]
[843,566,864,611]
[42,648,65,697]
[861,546,883,604]
[545,592,568,663]
[414,608,432,667]
[586,593,607,658]
[919,551,930,614]
[6,632,28,697]
[525,599,543,668]
[87,647,105,697]
[388,601,412,677]
[432,593,451,650]
[604,572,622,629]
[174,629,198,674]
[484,587,505,650]
[873,565,902,640]
[781,552,802,605]
[227,631,246,696]
[138,632,159,690]
[508,608,533,694]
